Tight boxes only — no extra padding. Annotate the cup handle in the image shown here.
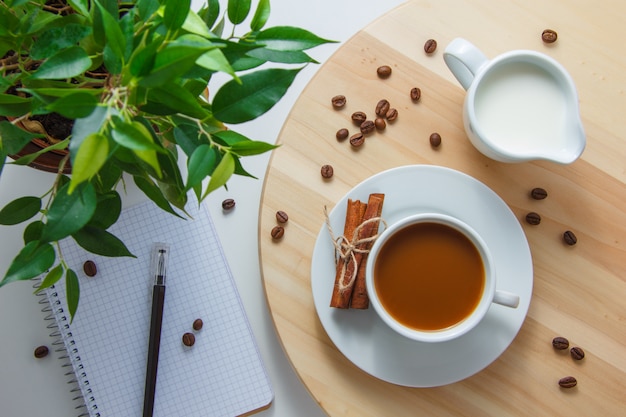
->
[443,38,489,90]
[493,290,520,308]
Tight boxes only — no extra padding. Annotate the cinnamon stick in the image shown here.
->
[350,193,385,309]
[330,193,384,309]
[330,199,366,308]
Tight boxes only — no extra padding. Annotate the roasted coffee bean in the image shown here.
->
[542,29,558,44]
[193,318,203,331]
[276,210,289,223]
[374,117,386,131]
[531,187,548,200]
[375,99,390,117]
[424,38,437,54]
[376,65,392,78]
[182,332,195,347]
[525,212,542,225]
[570,346,585,360]
[351,111,367,125]
[429,132,442,148]
[349,132,365,147]
[410,87,422,102]
[34,345,49,359]
[331,94,346,108]
[360,120,376,135]
[385,108,398,122]
[83,260,97,277]
[336,128,349,141]
[320,164,334,178]
[558,376,577,388]
[271,225,285,240]
[221,198,236,211]
[552,336,570,350]
[563,230,577,245]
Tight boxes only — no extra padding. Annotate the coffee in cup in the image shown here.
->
[365,213,519,343]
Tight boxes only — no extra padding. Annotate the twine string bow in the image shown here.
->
[324,206,387,293]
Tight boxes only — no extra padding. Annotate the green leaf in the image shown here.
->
[228,0,252,25]
[133,176,184,218]
[70,106,109,160]
[67,0,90,17]
[199,0,220,29]
[72,226,135,257]
[219,39,264,71]
[182,9,214,38]
[20,87,102,100]
[0,120,43,154]
[196,48,237,77]
[40,182,97,242]
[173,124,205,157]
[230,139,278,156]
[250,0,271,31]
[0,241,55,287]
[256,26,336,51]
[133,148,161,176]
[128,36,161,78]
[29,46,92,80]
[0,93,33,117]
[88,191,121,229]
[66,268,80,322]
[103,43,122,74]
[93,159,123,192]
[154,150,186,201]
[0,196,42,225]
[30,24,92,60]
[246,47,317,64]
[23,220,44,244]
[212,129,247,145]
[164,0,191,31]
[212,67,302,124]
[23,8,61,35]
[186,144,217,191]
[36,263,64,293]
[140,36,215,87]
[233,154,256,178]
[111,118,161,151]
[147,85,210,120]
[203,152,235,198]
[96,2,126,73]
[211,15,225,38]
[10,139,69,166]
[46,92,98,119]
[136,0,160,20]
[69,133,109,193]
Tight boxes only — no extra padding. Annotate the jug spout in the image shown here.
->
[538,117,586,164]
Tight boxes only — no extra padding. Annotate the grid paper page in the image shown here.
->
[47,199,273,417]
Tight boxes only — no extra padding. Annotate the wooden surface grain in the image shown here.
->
[258,0,626,415]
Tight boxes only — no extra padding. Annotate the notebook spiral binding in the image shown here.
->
[35,279,101,417]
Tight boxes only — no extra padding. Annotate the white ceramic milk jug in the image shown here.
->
[443,38,586,164]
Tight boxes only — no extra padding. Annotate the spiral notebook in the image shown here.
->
[39,198,273,417]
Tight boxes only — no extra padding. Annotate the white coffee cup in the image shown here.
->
[365,213,519,343]
[443,38,585,164]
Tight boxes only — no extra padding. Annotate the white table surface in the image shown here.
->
[0,1,405,416]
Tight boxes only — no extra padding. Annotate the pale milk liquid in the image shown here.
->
[474,62,569,154]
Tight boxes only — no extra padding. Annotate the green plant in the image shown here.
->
[0,0,333,319]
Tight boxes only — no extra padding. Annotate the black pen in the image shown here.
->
[143,244,169,417]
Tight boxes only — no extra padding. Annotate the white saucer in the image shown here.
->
[311,165,533,387]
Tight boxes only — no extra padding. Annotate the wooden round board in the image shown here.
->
[259,0,626,415]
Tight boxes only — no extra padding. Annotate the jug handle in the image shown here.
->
[443,38,489,90]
